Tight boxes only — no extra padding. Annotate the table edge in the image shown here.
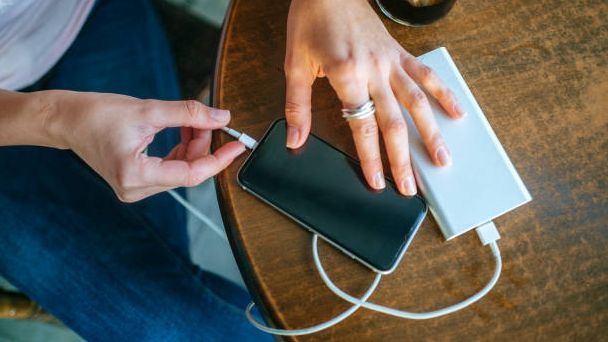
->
[210,0,285,337]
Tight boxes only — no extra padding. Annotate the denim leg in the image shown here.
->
[0,147,266,341]
[0,0,271,340]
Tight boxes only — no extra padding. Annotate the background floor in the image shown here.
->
[0,0,239,340]
[156,0,245,290]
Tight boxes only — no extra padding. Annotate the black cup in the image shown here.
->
[375,0,456,26]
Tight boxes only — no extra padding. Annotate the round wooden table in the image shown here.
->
[211,0,607,340]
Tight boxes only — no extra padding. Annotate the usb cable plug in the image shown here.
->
[221,127,257,149]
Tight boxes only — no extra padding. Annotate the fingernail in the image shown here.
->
[402,176,417,196]
[436,146,452,166]
[374,171,386,189]
[286,126,300,148]
[453,103,466,118]
[211,109,230,122]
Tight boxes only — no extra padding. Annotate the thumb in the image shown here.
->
[141,141,246,188]
[285,76,312,148]
[149,100,231,130]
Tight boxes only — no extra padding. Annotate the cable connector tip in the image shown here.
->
[221,126,257,149]
[238,133,257,149]
[476,221,501,246]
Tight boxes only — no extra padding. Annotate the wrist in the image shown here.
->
[0,90,65,148]
[37,90,71,149]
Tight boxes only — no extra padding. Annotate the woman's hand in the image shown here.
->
[284,0,465,196]
[41,91,245,202]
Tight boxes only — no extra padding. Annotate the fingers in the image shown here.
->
[181,127,193,144]
[349,115,385,190]
[165,130,211,161]
[185,136,211,161]
[142,141,246,189]
[165,143,186,161]
[185,130,212,161]
[147,99,231,130]
[329,73,385,190]
[114,140,242,202]
[391,67,451,167]
[284,74,313,148]
[401,53,465,119]
[369,82,417,195]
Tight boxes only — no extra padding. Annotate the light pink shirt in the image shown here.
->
[0,0,94,90]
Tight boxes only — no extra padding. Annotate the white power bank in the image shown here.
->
[403,47,532,240]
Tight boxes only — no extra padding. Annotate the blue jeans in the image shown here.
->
[0,0,270,341]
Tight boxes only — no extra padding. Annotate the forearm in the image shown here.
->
[0,90,64,148]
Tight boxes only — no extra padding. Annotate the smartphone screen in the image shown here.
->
[238,119,427,273]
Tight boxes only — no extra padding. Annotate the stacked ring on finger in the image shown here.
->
[341,100,376,121]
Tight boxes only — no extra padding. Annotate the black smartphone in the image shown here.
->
[237,119,427,273]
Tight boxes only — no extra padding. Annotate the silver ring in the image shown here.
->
[341,100,376,122]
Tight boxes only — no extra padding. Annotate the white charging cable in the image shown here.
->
[244,223,501,335]
[167,189,229,244]
[169,127,504,336]
[245,273,380,336]
[311,223,501,320]
[221,126,257,149]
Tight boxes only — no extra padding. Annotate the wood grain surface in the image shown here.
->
[212,0,608,340]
